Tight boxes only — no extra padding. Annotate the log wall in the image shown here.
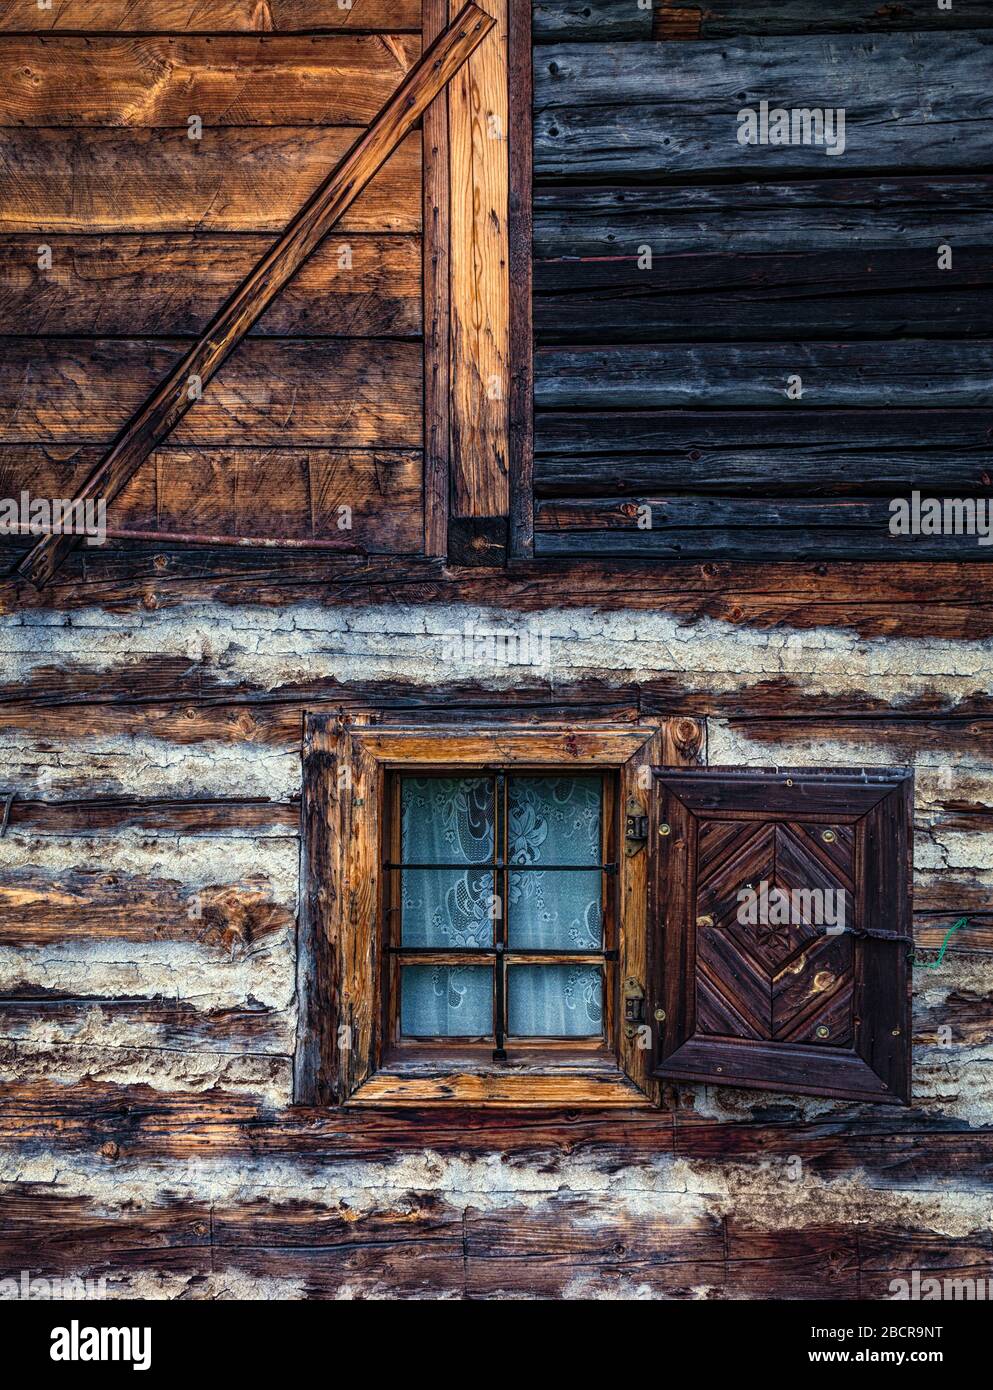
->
[0,0,990,1302]
[532,6,993,560]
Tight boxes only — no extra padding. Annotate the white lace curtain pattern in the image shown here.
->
[399,775,604,1038]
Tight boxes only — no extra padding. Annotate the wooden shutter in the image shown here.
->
[651,768,913,1104]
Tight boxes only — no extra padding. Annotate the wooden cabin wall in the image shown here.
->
[531,2,993,560]
[0,0,991,1300]
[0,0,426,553]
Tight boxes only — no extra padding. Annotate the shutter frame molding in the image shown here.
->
[650,767,913,1105]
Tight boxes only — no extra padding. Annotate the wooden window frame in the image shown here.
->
[295,713,703,1107]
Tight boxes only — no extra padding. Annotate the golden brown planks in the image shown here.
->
[0,35,421,126]
[0,0,421,29]
[0,445,423,549]
[0,338,423,446]
[0,234,422,337]
[448,0,510,520]
[0,129,421,233]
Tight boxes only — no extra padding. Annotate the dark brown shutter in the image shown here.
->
[651,768,913,1104]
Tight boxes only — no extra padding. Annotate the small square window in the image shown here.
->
[385,771,614,1055]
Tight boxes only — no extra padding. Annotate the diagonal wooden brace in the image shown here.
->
[16,2,495,590]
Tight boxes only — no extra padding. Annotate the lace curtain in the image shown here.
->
[399,776,603,1037]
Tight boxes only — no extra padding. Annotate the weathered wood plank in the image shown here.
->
[0,339,422,446]
[5,796,298,835]
[534,529,993,561]
[533,178,993,259]
[535,344,993,410]
[0,129,421,233]
[535,35,993,178]
[0,0,421,29]
[0,35,420,127]
[0,235,422,338]
[534,497,993,561]
[0,871,293,946]
[534,411,993,497]
[423,0,451,557]
[534,250,993,342]
[534,0,653,42]
[5,548,993,641]
[0,445,423,550]
[0,996,292,1053]
[1,1082,990,1183]
[16,7,492,587]
[657,0,993,39]
[448,0,510,521]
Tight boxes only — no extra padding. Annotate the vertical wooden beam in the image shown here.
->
[508,0,534,558]
[423,0,451,557]
[448,0,511,562]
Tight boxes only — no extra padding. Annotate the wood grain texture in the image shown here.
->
[534,249,993,343]
[535,343,993,410]
[534,411,993,497]
[16,4,493,588]
[0,129,421,233]
[0,35,420,126]
[0,234,422,338]
[533,178,993,259]
[507,0,533,557]
[0,339,423,446]
[448,0,510,520]
[535,34,993,178]
[656,0,993,38]
[0,444,423,550]
[0,0,422,29]
[533,0,653,41]
[422,0,451,557]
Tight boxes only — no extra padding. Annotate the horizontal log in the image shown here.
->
[0,0,421,29]
[533,0,653,41]
[534,528,993,561]
[0,35,421,127]
[533,178,993,259]
[6,797,298,835]
[0,870,293,946]
[0,445,424,550]
[535,35,993,177]
[659,1,993,38]
[0,996,292,1053]
[534,497,993,560]
[534,410,993,496]
[535,250,993,343]
[0,1082,989,1182]
[535,343,993,410]
[5,548,993,641]
[0,235,422,338]
[0,128,420,233]
[0,340,422,446]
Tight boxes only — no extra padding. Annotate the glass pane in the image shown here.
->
[508,868,602,949]
[401,776,493,865]
[400,868,495,947]
[508,776,601,866]
[507,964,603,1038]
[401,965,493,1037]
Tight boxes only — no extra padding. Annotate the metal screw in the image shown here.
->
[654,1008,666,1022]
[891,1027,901,1037]
[659,822,671,836]
[822,829,837,843]
[786,778,793,786]
[815,1025,830,1039]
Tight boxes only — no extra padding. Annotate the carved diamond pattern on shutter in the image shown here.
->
[652,768,913,1104]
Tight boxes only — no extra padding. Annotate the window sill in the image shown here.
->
[346,1047,653,1107]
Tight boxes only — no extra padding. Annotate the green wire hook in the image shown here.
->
[909,916,968,969]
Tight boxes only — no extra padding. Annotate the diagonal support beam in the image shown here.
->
[17,1,494,590]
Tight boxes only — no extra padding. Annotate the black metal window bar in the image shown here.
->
[386,769,617,1060]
